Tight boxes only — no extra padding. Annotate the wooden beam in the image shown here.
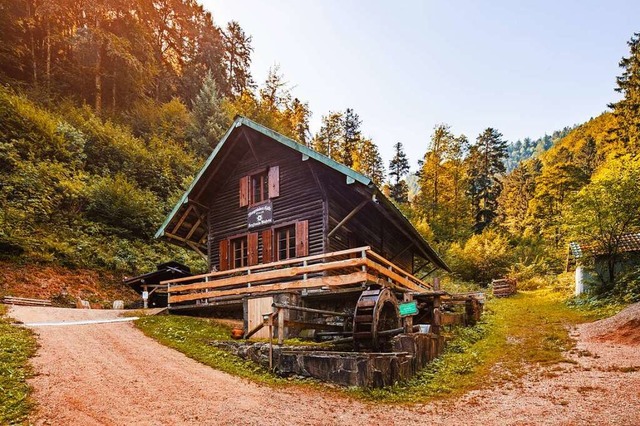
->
[186,241,207,261]
[366,250,432,290]
[168,257,365,293]
[193,138,236,200]
[171,205,193,234]
[165,232,206,251]
[244,127,260,163]
[328,199,369,238]
[365,260,428,293]
[271,303,348,317]
[163,246,371,286]
[170,271,368,303]
[389,244,412,262]
[188,199,209,214]
[185,217,202,241]
[277,307,284,345]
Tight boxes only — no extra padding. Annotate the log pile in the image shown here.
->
[491,278,517,297]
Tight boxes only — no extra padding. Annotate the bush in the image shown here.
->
[612,266,640,303]
[86,174,161,239]
[446,229,514,285]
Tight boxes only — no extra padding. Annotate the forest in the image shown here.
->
[1,0,639,304]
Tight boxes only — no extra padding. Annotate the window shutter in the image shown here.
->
[268,166,280,198]
[248,232,259,266]
[262,229,273,263]
[219,239,229,271]
[239,176,250,207]
[295,220,309,257]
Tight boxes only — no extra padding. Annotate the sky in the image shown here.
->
[203,0,640,170]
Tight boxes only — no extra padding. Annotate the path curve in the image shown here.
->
[9,305,640,426]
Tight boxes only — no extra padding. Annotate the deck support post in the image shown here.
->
[403,293,414,334]
[277,307,285,345]
[268,314,274,370]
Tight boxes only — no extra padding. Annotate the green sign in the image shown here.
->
[398,301,418,317]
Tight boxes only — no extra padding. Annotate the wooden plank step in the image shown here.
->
[2,296,52,306]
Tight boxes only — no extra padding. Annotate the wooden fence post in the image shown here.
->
[277,307,285,345]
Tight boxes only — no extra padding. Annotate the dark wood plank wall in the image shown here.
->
[207,134,325,270]
[321,171,415,272]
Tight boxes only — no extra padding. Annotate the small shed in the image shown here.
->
[124,262,192,307]
[567,233,640,295]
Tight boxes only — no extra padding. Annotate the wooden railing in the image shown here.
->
[163,246,434,306]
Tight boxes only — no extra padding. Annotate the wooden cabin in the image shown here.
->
[156,116,450,340]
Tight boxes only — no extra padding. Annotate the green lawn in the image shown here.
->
[0,305,38,424]
[135,315,290,385]
[356,289,614,402]
[136,289,615,402]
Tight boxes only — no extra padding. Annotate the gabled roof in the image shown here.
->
[156,116,450,272]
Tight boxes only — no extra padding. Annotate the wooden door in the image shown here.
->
[247,296,274,339]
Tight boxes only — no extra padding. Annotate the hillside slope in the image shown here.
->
[0,87,204,277]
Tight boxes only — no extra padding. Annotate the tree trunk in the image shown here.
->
[608,257,616,286]
[112,71,116,112]
[95,46,102,113]
[27,0,38,86]
[46,18,51,92]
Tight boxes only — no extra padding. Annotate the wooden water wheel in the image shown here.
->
[352,287,401,351]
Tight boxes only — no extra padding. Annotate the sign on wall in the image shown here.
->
[248,201,273,229]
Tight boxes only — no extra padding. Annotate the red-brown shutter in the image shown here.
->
[295,220,308,257]
[219,239,229,271]
[239,176,250,207]
[268,166,279,198]
[248,232,259,266]
[262,229,273,263]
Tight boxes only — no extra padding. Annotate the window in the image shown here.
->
[276,226,296,260]
[239,166,279,207]
[230,236,248,269]
[251,171,269,205]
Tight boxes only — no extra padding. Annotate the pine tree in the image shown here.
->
[341,108,362,167]
[313,112,344,161]
[418,124,455,221]
[353,138,385,186]
[609,32,640,149]
[497,158,541,235]
[389,142,410,203]
[467,127,508,233]
[190,71,229,157]
[222,21,255,97]
[416,126,472,241]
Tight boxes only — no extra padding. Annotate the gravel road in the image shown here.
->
[9,305,640,426]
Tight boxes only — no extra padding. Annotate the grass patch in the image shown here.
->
[351,289,599,402]
[135,315,291,385]
[0,304,38,424]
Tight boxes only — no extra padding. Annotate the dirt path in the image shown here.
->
[9,306,640,426]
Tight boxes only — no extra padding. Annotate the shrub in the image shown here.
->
[86,174,161,239]
[446,229,513,285]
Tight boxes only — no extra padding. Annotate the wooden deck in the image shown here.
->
[163,246,434,308]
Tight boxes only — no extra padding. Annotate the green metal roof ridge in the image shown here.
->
[238,117,372,186]
[154,117,243,238]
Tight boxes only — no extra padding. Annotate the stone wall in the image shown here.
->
[212,332,446,388]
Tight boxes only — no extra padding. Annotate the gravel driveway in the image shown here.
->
[9,305,640,426]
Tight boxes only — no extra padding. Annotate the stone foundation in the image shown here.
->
[213,332,446,388]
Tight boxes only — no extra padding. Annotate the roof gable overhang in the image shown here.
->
[156,116,450,272]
